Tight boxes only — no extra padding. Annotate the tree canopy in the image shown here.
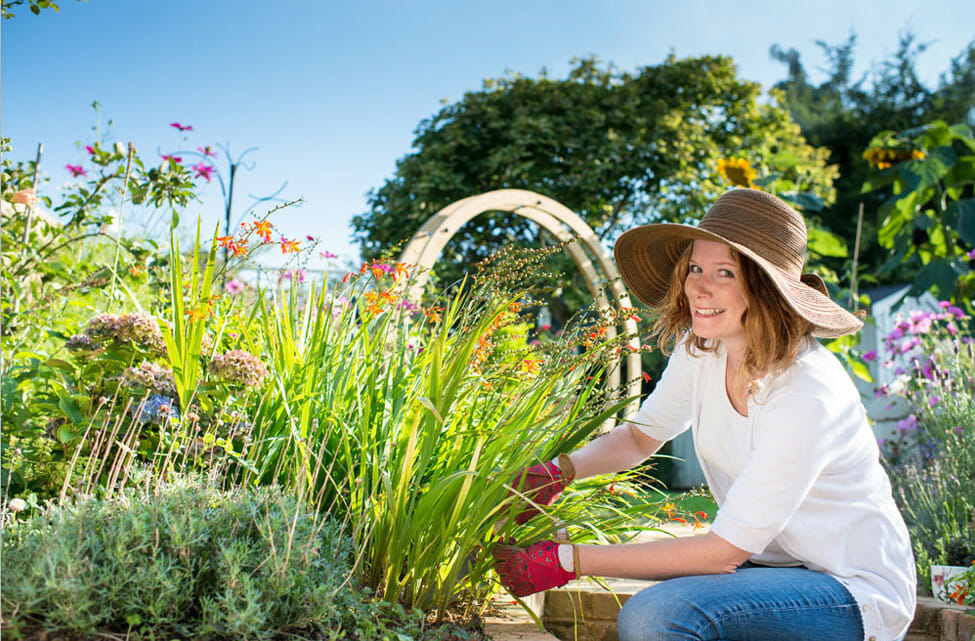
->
[353,55,836,302]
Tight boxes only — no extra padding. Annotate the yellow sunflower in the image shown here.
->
[717,157,758,188]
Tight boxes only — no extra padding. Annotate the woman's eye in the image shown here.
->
[720,269,736,278]
[689,265,702,274]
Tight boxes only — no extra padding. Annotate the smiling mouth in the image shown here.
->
[694,308,725,317]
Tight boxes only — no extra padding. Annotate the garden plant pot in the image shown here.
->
[930,564,969,604]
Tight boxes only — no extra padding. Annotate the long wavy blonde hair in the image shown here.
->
[650,242,814,391]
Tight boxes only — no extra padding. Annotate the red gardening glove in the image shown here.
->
[492,540,577,597]
[510,453,575,524]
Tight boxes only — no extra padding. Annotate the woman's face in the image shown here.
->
[683,240,748,352]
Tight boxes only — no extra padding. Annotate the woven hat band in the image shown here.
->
[700,191,807,277]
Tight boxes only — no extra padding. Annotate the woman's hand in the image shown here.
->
[492,540,577,597]
[509,454,575,524]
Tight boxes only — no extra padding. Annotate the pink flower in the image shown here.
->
[162,155,182,163]
[862,350,877,362]
[66,164,87,177]
[197,145,216,157]
[192,163,215,181]
[10,188,37,207]
[85,145,95,155]
[170,122,193,132]
[321,251,338,259]
[967,248,975,260]
[225,279,245,295]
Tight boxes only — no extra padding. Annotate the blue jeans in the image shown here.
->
[616,566,864,641]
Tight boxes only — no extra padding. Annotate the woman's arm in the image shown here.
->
[566,422,664,479]
[577,531,752,579]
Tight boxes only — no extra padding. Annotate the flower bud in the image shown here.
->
[114,142,127,157]
[8,498,27,512]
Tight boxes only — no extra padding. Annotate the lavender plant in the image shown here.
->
[873,302,975,588]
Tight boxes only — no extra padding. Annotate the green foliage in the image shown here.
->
[0,0,84,19]
[241,247,663,617]
[1,475,425,640]
[353,55,835,326]
[862,121,975,305]
[770,33,975,292]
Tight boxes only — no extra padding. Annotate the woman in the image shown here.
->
[493,188,916,641]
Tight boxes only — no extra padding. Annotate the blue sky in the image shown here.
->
[3,0,974,272]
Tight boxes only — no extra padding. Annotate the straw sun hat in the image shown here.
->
[613,188,862,338]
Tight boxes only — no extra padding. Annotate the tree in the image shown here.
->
[353,56,835,320]
[770,34,975,291]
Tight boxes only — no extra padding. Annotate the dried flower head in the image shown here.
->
[207,349,269,388]
[75,311,168,355]
[122,361,178,397]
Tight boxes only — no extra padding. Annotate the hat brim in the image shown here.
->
[613,223,863,338]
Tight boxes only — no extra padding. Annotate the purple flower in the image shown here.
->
[863,350,878,362]
[920,359,935,380]
[225,278,245,295]
[928,395,940,408]
[398,299,419,313]
[192,163,214,181]
[66,164,87,177]
[896,414,917,434]
[967,248,975,260]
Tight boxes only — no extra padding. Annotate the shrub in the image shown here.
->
[1,474,424,640]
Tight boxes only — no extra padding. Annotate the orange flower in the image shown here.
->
[643,372,652,382]
[425,305,443,324]
[948,586,968,605]
[364,291,385,316]
[252,219,273,242]
[520,358,542,376]
[280,238,301,254]
[186,306,207,322]
[393,262,411,281]
[229,239,249,257]
[217,236,234,248]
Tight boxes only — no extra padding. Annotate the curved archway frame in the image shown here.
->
[397,189,642,418]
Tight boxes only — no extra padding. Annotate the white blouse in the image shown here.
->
[631,338,916,641]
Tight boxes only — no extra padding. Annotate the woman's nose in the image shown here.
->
[686,276,711,297]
